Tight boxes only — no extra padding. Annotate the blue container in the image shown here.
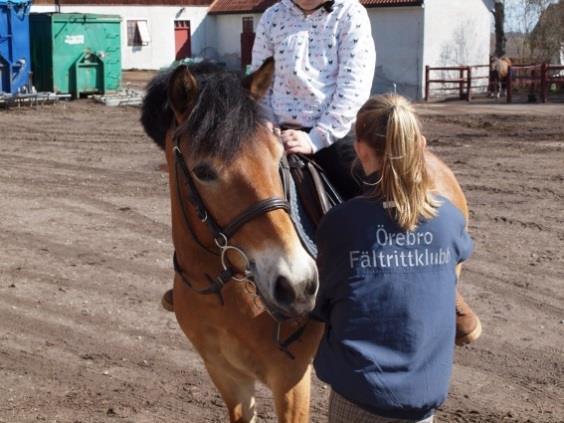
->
[0,0,31,94]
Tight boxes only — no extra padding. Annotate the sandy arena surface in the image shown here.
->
[0,98,562,423]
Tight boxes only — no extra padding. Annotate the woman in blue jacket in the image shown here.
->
[313,94,474,422]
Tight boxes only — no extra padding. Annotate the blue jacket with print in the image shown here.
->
[312,196,473,420]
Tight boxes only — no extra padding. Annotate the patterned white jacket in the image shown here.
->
[251,0,376,152]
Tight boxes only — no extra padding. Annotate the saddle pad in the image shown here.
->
[287,168,318,258]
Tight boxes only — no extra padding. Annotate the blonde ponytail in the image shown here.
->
[356,94,438,231]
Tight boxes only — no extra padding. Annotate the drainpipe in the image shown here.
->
[418,2,426,99]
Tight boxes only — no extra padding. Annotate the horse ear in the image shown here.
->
[243,57,274,100]
[168,64,198,122]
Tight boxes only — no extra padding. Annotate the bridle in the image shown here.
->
[171,127,307,359]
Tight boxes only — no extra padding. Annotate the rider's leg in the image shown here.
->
[313,132,362,200]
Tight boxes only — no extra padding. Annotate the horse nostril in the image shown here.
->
[274,276,296,305]
[305,279,318,297]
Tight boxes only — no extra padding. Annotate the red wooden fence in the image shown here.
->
[540,64,564,103]
[506,64,542,103]
[424,66,473,102]
[425,63,564,103]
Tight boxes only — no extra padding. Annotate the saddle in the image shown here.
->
[285,154,343,227]
[278,124,344,229]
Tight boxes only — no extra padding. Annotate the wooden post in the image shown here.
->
[466,66,472,102]
[528,68,537,103]
[488,60,493,96]
[425,66,430,101]
[506,65,512,103]
[541,63,548,103]
[459,68,464,99]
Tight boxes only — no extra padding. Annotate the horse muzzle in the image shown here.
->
[250,248,319,320]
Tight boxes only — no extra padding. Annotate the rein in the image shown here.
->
[171,129,308,359]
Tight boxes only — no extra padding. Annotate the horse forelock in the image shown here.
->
[176,65,265,163]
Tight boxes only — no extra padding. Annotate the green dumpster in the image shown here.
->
[30,13,121,97]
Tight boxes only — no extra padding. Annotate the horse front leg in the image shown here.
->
[205,361,257,423]
[270,364,313,423]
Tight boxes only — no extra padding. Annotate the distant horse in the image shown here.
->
[141,59,470,422]
[490,56,512,98]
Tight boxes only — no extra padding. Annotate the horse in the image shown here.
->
[489,56,512,98]
[141,58,470,422]
[141,59,324,423]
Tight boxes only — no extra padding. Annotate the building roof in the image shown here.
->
[31,0,422,11]
[33,0,213,5]
[209,0,423,14]
[208,0,275,14]
[361,0,422,7]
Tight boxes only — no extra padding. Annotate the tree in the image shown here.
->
[504,0,560,61]
[529,1,564,62]
[494,0,507,57]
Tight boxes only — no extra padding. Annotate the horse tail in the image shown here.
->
[141,68,175,150]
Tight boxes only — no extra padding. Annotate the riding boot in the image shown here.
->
[312,134,362,200]
[455,290,482,346]
[161,289,174,312]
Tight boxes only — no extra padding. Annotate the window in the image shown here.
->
[175,20,190,29]
[127,20,150,47]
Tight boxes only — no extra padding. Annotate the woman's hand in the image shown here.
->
[281,130,315,155]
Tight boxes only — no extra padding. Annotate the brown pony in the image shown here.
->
[141,59,469,422]
[490,56,513,98]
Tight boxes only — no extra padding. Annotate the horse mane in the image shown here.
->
[141,61,264,162]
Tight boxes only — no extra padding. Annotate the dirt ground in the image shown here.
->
[0,97,562,423]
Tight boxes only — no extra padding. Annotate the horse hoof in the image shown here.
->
[161,289,174,312]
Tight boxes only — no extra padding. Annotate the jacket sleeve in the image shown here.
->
[454,216,474,264]
[308,3,376,151]
[250,11,276,123]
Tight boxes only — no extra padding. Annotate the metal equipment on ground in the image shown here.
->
[0,0,32,95]
[30,12,121,98]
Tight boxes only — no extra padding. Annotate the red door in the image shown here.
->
[175,21,191,60]
[241,17,255,69]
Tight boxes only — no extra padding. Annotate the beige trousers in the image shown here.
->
[328,390,435,423]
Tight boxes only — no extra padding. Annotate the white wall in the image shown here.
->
[367,6,424,99]
[205,13,262,69]
[423,0,493,96]
[209,8,425,97]
[31,5,210,70]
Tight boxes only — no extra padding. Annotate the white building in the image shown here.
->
[32,0,213,70]
[31,0,495,99]
[209,0,495,98]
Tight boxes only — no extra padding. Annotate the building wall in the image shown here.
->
[367,6,424,99]
[205,13,262,69]
[31,4,210,70]
[210,8,426,98]
[28,1,493,97]
[423,0,493,95]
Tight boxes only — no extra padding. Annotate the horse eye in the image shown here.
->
[192,164,217,182]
